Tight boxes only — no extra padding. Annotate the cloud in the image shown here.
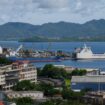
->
[34,0,70,9]
[0,0,105,24]
[72,0,105,16]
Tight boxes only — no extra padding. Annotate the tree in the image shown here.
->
[71,69,87,76]
[39,99,86,105]
[36,82,61,96]
[62,88,85,100]
[0,57,12,65]
[14,97,34,105]
[13,80,36,91]
[40,64,67,78]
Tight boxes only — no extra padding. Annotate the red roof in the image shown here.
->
[12,60,30,65]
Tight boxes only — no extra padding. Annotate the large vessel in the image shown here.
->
[76,44,105,59]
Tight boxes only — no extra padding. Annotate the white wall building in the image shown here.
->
[6,91,44,100]
[0,61,37,91]
[0,46,3,54]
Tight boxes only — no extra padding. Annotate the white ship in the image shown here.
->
[76,44,105,59]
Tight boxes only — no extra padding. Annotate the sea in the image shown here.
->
[1,41,105,69]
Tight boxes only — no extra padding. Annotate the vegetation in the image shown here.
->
[0,57,12,65]
[1,19,105,41]
[12,98,86,105]
[13,80,60,96]
[12,64,89,105]
[39,99,86,105]
[36,83,61,96]
[39,64,67,78]
[65,79,71,88]
[12,80,36,91]
[70,69,87,76]
[62,88,85,100]
[13,97,34,105]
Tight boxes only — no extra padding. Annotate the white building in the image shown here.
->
[6,91,44,100]
[0,46,3,54]
[0,74,5,85]
[0,61,37,91]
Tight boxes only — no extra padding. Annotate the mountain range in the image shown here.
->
[0,19,105,41]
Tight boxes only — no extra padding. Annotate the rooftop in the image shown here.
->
[71,75,105,83]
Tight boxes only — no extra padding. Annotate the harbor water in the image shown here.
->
[1,41,105,69]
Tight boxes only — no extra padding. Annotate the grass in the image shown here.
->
[65,79,71,88]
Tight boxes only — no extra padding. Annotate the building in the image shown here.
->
[54,65,75,73]
[0,46,3,54]
[0,61,37,91]
[71,75,105,92]
[79,68,99,75]
[5,91,44,100]
[83,92,105,105]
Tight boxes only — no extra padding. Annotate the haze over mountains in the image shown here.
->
[0,19,105,41]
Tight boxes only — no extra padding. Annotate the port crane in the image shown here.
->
[8,45,23,57]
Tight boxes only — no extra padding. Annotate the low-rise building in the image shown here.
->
[54,65,75,73]
[6,91,44,100]
[0,61,37,91]
[83,92,105,105]
[71,75,105,92]
[81,68,99,75]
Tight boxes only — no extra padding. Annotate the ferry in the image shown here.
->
[75,44,105,59]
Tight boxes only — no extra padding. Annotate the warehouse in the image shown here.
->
[71,75,105,91]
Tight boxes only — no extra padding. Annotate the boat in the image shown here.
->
[76,44,105,59]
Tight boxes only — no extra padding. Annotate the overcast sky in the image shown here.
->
[0,0,105,25]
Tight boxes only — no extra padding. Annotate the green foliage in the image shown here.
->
[1,20,105,41]
[0,57,12,65]
[35,82,61,96]
[65,79,71,88]
[14,97,34,105]
[13,80,60,97]
[40,64,67,78]
[39,99,86,105]
[13,80,36,91]
[70,69,87,76]
[62,88,85,100]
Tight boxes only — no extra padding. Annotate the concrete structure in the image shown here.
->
[71,75,105,92]
[80,68,99,75]
[0,61,37,91]
[0,46,3,54]
[76,44,105,59]
[6,91,44,100]
[84,92,105,105]
[54,65,75,73]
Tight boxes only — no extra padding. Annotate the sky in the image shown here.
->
[0,0,105,25]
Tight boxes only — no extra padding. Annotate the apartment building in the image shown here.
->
[0,61,37,91]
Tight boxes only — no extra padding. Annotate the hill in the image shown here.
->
[0,19,105,41]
